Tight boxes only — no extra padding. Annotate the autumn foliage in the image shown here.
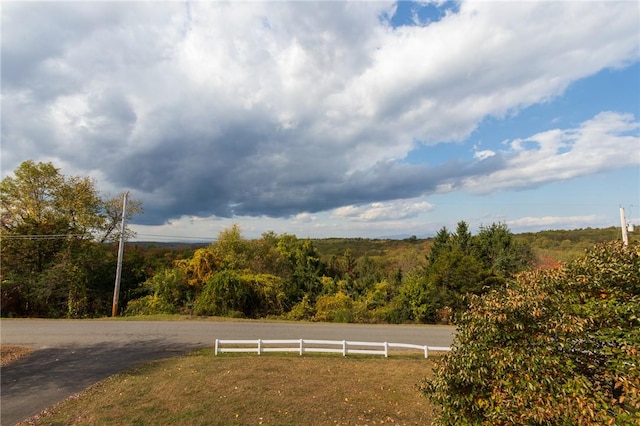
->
[422,241,640,425]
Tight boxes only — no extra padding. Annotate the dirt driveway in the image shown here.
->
[1,319,455,425]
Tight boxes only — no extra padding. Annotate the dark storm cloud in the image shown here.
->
[122,137,507,225]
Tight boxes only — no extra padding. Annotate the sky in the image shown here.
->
[2,0,639,241]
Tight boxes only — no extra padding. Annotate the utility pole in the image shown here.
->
[620,206,629,247]
[112,192,129,317]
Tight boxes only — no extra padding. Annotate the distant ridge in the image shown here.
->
[131,241,209,249]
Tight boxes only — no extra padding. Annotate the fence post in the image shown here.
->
[215,339,219,355]
[299,339,303,356]
[384,342,388,358]
[258,339,262,355]
[424,345,428,358]
[342,340,347,356]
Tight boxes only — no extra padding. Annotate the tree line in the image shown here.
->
[2,161,537,322]
[124,221,532,323]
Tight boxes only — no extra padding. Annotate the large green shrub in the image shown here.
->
[124,269,189,315]
[314,291,354,323]
[422,242,639,425]
[194,270,258,317]
[124,294,176,316]
[239,273,288,317]
[286,295,315,320]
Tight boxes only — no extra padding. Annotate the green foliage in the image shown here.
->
[124,269,190,316]
[1,221,125,318]
[286,295,315,320]
[159,229,326,319]
[174,248,217,289]
[239,273,288,317]
[194,270,257,317]
[521,226,635,265]
[389,221,533,325]
[314,291,354,323]
[392,271,430,323]
[1,161,91,229]
[312,237,429,260]
[364,280,395,310]
[453,221,472,254]
[211,224,250,270]
[0,161,143,317]
[422,241,640,425]
[287,237,324,302]
[426,247,488,312]
[429,227,452,267]
[124,294,177,316]
[473,222,534,277]
[153,223,536,323]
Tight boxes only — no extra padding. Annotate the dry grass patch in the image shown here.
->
[20,349,439,425]
[1,345,35,366]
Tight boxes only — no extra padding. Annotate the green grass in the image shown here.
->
[20,349,440,425]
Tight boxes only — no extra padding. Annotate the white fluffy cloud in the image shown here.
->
[332,201,435,221]
[507,215,603,230]
[464,112,639,193]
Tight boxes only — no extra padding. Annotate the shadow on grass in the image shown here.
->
[1,340,201,426]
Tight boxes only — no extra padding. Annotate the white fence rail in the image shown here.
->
[214,338,451,358]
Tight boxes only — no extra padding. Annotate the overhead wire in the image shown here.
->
[0,233,89,240]
[1,232,215,241]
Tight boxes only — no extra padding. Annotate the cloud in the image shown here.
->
[332,200,434,222]
[1,1,638,226]
[474,150,496,161]
[507,215,603,231]
[293,212,316,223]
[463,112,640,193]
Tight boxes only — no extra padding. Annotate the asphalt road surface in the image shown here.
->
[1,319,455,425]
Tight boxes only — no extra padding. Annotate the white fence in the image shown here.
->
[214,338,451,358]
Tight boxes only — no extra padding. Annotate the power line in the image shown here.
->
[0,233,88,240]
[0,232,216,241]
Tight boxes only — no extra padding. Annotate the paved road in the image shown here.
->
[1,319,455,425]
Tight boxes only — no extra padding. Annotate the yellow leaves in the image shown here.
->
[476,397,489,409]
[174,248,217,288]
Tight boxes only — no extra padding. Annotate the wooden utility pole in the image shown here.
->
[112,192,129,317]
[620,206,629,247]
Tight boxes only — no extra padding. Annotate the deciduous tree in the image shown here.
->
[0,161,142,317]
[421,241,639,425]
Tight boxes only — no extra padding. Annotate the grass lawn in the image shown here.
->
[18,349,440,425]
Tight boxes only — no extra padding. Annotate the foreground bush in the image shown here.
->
[422,242,639,425]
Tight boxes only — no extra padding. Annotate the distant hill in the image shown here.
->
[130,241,209,250]
[130,226,635,267]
